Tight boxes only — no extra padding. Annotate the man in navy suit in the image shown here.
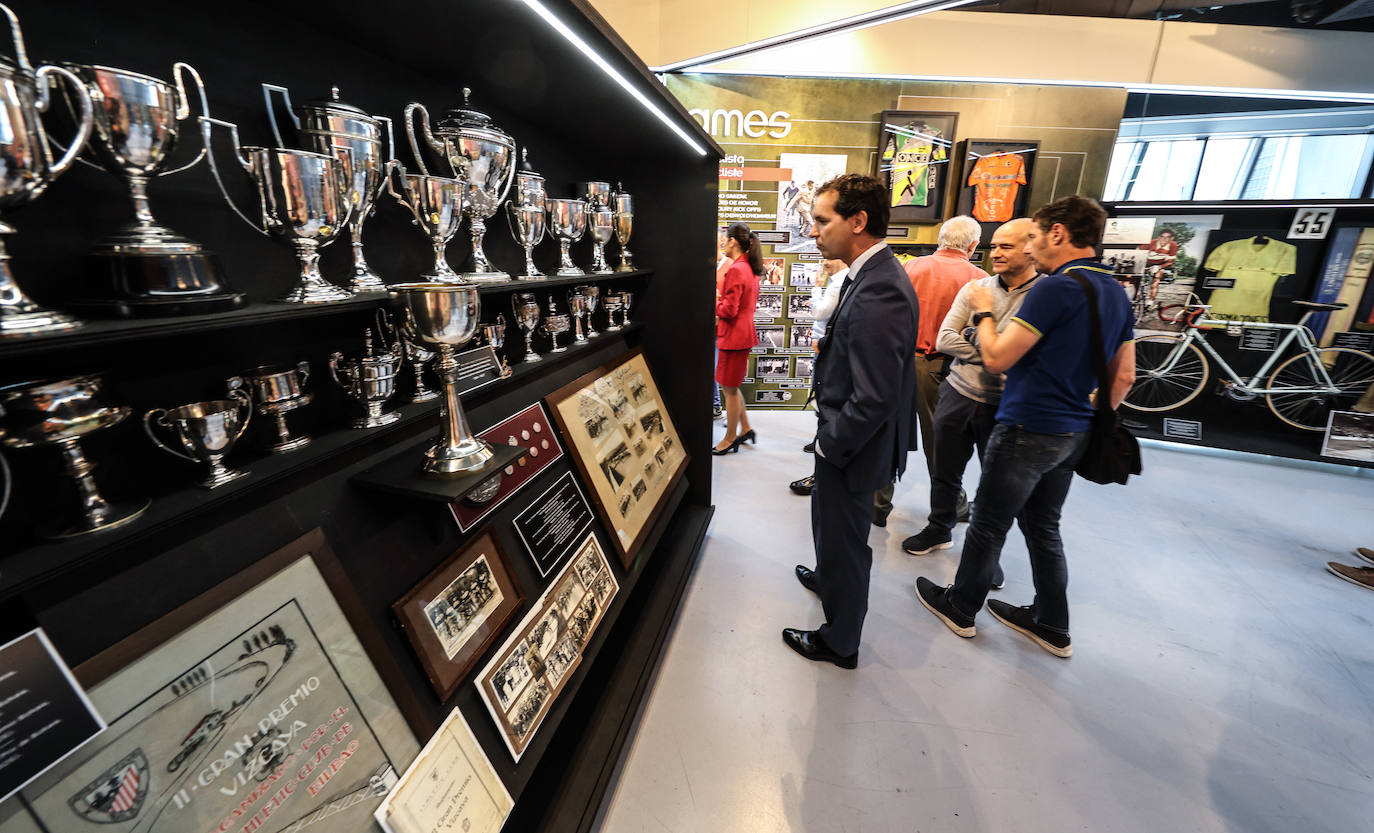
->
[785,174,920,668]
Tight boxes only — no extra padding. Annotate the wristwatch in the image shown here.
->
[971,311,994,326]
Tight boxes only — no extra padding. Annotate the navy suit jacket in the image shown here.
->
[814,245,920,493]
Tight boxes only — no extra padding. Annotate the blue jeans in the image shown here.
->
[947,424,1088,633]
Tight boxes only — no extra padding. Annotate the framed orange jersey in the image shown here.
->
[953,139,1040,231]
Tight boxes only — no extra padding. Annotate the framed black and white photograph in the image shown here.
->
[1322,410,1374,462]
[754,326,785,350]
[795,355,815,379]
[791,324,814,349]
[756,355,791,379]
[1103,248,1149,276]
[790,261,819,288]
[877,110,959,223]
[787,294,813,321]
[754,293,783,319]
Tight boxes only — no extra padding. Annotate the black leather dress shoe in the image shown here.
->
[794,564,819,595]
[803,440,816,454]
[781,628,858,669]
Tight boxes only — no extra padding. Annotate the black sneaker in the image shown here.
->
[789,475,814,496]
[803,440,816,454]
[914,576,975,637]
[986,599,1072,658]
[902,526,952,555]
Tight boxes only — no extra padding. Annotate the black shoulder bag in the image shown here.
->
[1067,270,1142,485]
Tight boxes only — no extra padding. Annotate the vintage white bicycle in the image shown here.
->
[1124,299,1374,431]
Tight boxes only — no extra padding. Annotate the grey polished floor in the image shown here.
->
[597,410,1374,833]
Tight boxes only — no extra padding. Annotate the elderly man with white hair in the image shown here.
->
[873,215,988,527]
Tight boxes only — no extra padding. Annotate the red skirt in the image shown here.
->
[715,348,751,388]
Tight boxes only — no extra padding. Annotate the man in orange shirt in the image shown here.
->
[874,215,988,526]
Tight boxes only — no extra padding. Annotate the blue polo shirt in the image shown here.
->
[996,258,1134,433]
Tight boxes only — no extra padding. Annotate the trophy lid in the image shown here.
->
[436,88,510,138]
[517,148,544,182]
[301,86,372,118]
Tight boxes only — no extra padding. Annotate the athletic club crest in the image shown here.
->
[69,749,150,822]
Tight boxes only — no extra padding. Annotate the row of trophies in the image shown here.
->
[0,2,639,338]
[0,283,636,538]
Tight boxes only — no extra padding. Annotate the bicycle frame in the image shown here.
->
[1156,314,1339,396]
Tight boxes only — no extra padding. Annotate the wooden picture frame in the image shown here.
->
[393,528,524,701]
[953,138,1041,231]
[545,347,689,569]
[876,110,959,223]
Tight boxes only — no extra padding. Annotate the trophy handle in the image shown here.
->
[0,4,33,75]
[159,61,210,176]
[200,116,271,237]
[329,144,359,228]
[33,64,93,179]
[328,352,353,389]
[403,102,432,177]
[377,115,395,170]
[496,146,517,206]
[385,159,425,226]
[504,201,522,244]
[260,82,299,150]
[226,375,246,396]
[296,360,311,388]
[143,409,198,463]
[0,450,9,522]
[228,388,253,442]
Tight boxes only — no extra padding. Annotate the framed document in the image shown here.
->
[876,110,959,223]
[545,348,689,569]
[374,708,512,833]
[475,534,619,761]
[13,529,419,833]
[393,529,524,701]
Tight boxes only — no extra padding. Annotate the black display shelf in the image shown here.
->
[0,270,650,360]
[352,441,525,502]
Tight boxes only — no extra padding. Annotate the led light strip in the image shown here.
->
[516,0,709,156]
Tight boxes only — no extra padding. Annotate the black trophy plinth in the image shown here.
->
[73,243,246,318]
[352,440,526,503]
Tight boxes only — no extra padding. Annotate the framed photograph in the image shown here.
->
[393,529,524,701]
[776,153,848,253]
[16,529,419,833]
[791,323,814,350]
[790,261,818,288]
[476,534,618,761]
[546,348,689,568]
[755,355,791,379]
[795,355,815,379]
[760,257,786,288]
[754,292,783,320]
[787,293,813,321]
[877,110,959,223]
[953,139,1039,227]
[1322,410,1374,462]
[754,325,785,351]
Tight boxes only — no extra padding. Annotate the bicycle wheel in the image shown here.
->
[1123,334,1209,412]
[1265,347,1374,431]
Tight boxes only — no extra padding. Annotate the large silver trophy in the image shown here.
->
[228,362,313,453]
[0,375,148,537]
[65,61,244,315]
[392,283,496,476]
[405,88,516,282]
[387,161,466,283]
[144,389,253,489]
[548,198,587,277]
[0,3,93,336]
[613,185,635,271]
[202,116,355,303]
[331,324,403,428]
[506,149,546,280]
[512,292,542,363]
[579,181,615,274]
[264,84,393,293]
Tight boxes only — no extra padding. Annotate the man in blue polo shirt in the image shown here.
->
[914,196,1136,658]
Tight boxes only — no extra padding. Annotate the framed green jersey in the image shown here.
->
[876,110,959,222]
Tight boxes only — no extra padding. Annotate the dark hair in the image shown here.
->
[725,222,764,276]
[816,173,889,238]
[1031,196,1107,248]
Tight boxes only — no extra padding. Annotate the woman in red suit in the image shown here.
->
[714,222,763,454]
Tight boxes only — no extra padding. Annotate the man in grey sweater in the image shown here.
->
[901,219,1042,572]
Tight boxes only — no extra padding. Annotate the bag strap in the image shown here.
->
[1066,268,1114,418]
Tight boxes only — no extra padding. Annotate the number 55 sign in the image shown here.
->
[1289,208,1335,239]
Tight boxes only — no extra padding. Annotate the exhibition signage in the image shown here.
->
[1288,209,1335,240]
[513,471,596,577]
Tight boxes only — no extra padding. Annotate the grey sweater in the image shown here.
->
[936,273,1042,405]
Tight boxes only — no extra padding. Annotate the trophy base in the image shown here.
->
[352,411,401,429]
[67,290,248,319]
[346,267,389,294]
[463,271,511,283]
[0,307,83,337]
[201,467,250,490]
[592,266,616,275]
[549,345,568,353]
[410,389,441,403]
[516,274,549,281]
[277,282,353,304]
[79,247,243,317]
[522,352,543,363]
[269,434,312,454]
[423,437,496,477]
[614,264,636,273]
[555,267,586,277]
[45,497,150,540]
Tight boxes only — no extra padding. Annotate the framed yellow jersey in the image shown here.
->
[876,110,958,223]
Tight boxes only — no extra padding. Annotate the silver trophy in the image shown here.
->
[405,88,516,282]
[331,325,403,428]
[587,207,615,274]
[398,322,441,403]
[228,362,313,453]
[578,181,614,209]
[392,283,496,476]
[613,185,635,271]
[567,288,588,344]
[263,84,394,293]
[386,162,466,283]
[144,389,253,489]
[506,149,546,279]
[0,3,93,336]
[202,116,355,303]
[480,313,511,377]
[603,293,624,332]
[512,292,542,363]
[0,375,148,537]
[579,284,601,338]
[542,297,571,353]
[548,198,587,277]
[618,291,635,326]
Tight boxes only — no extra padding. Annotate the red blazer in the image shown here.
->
[715,257,760,350]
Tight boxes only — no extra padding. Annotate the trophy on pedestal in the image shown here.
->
[0,375,148,537]
[542,297,570,353]
[405,88,516,282]
[0,3,94,336]
[228,362,313,453]
[480,313,512,377]
[331,324,403,428]
[398,320,441,403]
[144,389,253,489]
[603,293,624,332]
[506,149,546,279]
[392,283,496,476]
[512,292,542,363]
[579,181,615,274]
[613,185,635,272]
[617,291,635,326]
[387,161,466,283]
[263,84,394,293]
[579,284,601,338]
[567,288,588,344]
[201,116,355,303]
[64,60,245,316]
[548,198,587,277]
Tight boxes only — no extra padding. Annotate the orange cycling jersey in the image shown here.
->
[966,153,1027,223]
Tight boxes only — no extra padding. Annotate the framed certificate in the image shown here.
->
[374,708,512,833]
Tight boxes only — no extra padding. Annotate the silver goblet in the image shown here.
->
[392,283,496,476]
[587,207,615,274]
[387,161,466,283]
[547,198,587,277]
[613,186,635,271]
[603,293,624,332]
[480,313,512,377]
[400,324,441,403]
[578,180,613,210]
[618,291,635,326]
[579,284,601,338]
[228,362,313,453]
[542,297,570,353]
[330,328,403,428]
[567,288,588,344]
[512,292,542,363]
[506,148,546,280]
[144,389,253,489]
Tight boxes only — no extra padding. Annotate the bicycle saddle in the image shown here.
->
[1292,300,1346,311]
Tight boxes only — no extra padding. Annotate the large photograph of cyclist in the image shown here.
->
[876,110,958,223]
[1120,215,1223,333]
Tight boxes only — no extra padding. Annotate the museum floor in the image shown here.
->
[596,410,1374,833]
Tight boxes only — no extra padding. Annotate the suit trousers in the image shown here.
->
[811,452,873,656]
[873,353,960,521]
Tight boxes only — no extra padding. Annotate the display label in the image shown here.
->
[1288,208,1335,240]
[1101,217,1156,245]
[886,227,910,239]
[452,346,504,396]
[1332,331,1374,351]
[1203,277,1236,290]
[513,471,596,577]
[755,390,792,403]
[1240,328,1281,351]
[756,230,790,244]
[0,629,105,804]
[1162,418,1203,441]
[450,403,565,532]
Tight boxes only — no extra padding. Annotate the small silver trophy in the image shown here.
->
[618,291,635,326]
[613,185,635,272]
[567,288,588,344]
[399,321,441,403]
[387,160,467,283]
[144,389,253,489]
[331,326,403,428]
[228,362,313,453]
[542,297,571,353]
[506,149,547,279]
[580,181,615,274]
[481,313,512,377]
[512,292,542,363]
[603,293,624,332]
[548,198,587,276]
[579,284,601,338]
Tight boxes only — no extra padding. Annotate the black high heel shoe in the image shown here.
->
[711,437,743,455]
[739,429,757,445]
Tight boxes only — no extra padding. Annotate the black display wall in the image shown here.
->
[0,1,722,830]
